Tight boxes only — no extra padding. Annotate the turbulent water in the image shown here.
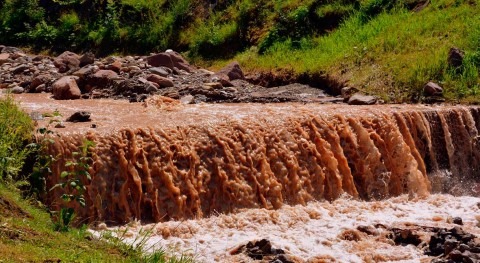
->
[92,194,480,262]
[13,94,480,261]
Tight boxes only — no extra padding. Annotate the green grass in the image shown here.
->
[0,183,196,262]
[0,95,33,182]
[232,0,480,102]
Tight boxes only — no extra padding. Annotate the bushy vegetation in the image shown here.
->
[0,96,33,182]
[0,0,479,102]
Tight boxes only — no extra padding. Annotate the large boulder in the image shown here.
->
[79,52,95,67]
[54,51,81,73]
[424,82,443,96]
[348,93,377,105]
[52,76,81,100]
[90,70,119,88]
[216,61,245,81]
[146,51,194,72]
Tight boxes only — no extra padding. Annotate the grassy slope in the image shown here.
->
[232,0,480,102]
[0,184,129,262]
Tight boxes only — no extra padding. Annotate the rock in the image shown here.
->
[79,52,95,67]
[52,76,81,100]
[0,45,4,52]
[148,67,170,77]
[391,228,421,246]
[30,74,52,91]
[203,82,223,90]
[147,53,174,69]
[424,82,443,96]
[198,68,215,76]
[35,84,46,93]
[167,51,194,72]
[54,51,80,73]
[0,53,10,65]
[66,111,91,122]
[230,239,290,262]
[54,122,66,128]
[210,74,233,87]
[10,65,29,74]
[341,86,359,101]
[216,61,245,81]
[180,95,194,104]
[448,47,464,69]
[348,93,377,105]
[90,70,119,88]
[146,74,174,87]
[10,86,24,94]
[146,83,159,93]
[2,46,23,54]
[453,217,463,225]
[73,66,98,79]
[146,51,194,72]
[106,60,122,73]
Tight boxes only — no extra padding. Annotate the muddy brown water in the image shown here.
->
[11,94,480,225]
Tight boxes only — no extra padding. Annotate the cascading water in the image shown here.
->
[32,96,480,225]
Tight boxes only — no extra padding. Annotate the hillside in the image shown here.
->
[0,0,479,101]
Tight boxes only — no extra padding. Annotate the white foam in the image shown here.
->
[91,194,480,262]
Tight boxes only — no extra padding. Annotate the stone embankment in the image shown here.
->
[0,46,341,104]
[1,45,450,105]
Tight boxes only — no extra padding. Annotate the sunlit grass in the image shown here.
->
[234,1,480,102]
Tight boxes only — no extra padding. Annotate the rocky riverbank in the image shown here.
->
[0,46,386,105]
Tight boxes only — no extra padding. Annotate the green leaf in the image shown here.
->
[60,171,69,178]
[61,194,70,201]
[70,181,77,188]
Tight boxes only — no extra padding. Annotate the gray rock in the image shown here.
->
[149,67,169,77]
[10,86,24,94]
[35,84,46,93]
[146,74,174,87]
[424,82,443,96]
[146,84,159,93]
[2,46,23,54]
[348,93,377,105]
[10,65,29,74]
[180,95,194,104]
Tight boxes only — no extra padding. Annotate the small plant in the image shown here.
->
[101,226,196,263]
[50,139,95,232]
[28,110,62,198]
